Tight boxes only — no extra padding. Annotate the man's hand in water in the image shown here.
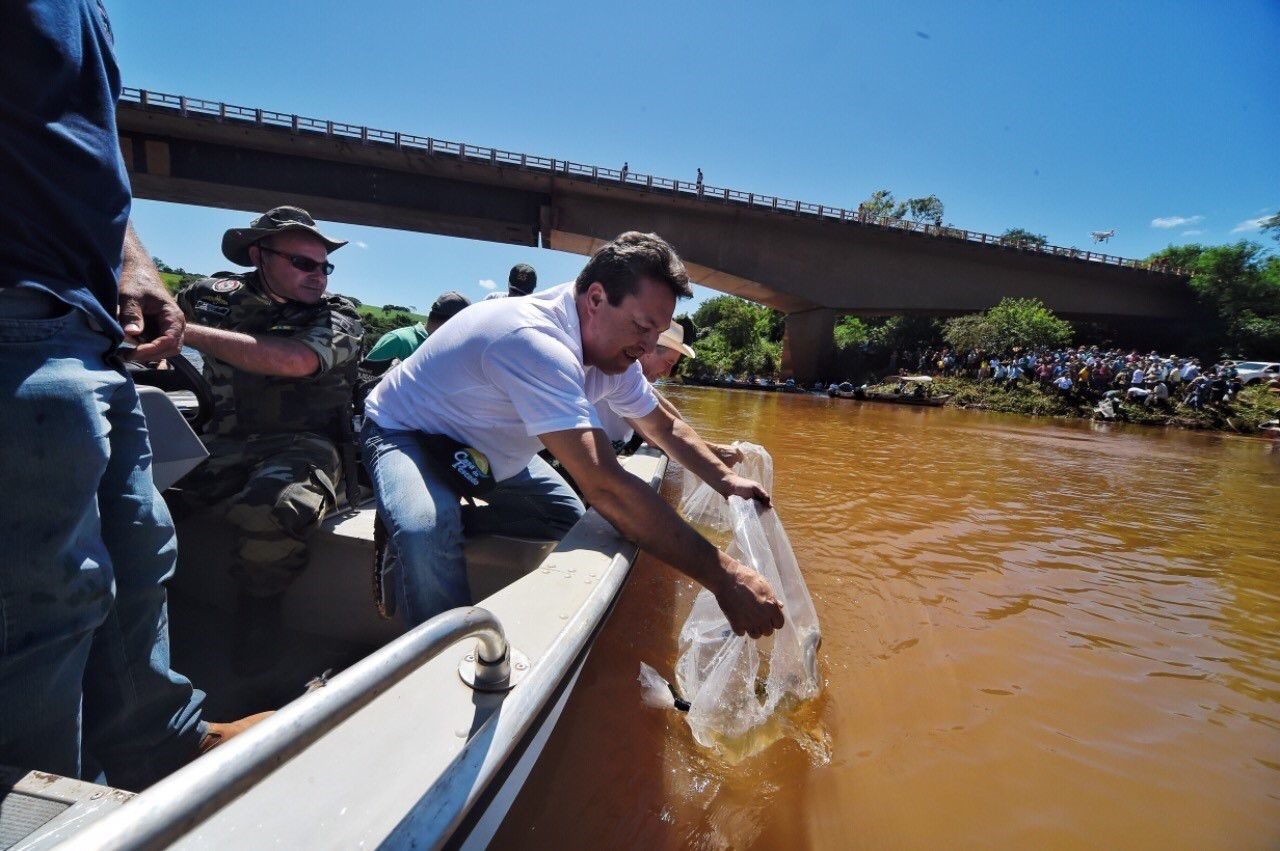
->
[119,222,184,362]
[719,473,771,508]
[713,555,785,638]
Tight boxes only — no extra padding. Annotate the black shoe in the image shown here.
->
[233,593,284,677]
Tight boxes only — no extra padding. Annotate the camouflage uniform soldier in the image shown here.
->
[175,206,362,672]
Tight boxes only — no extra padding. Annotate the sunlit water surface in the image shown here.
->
[492,386,1280,850]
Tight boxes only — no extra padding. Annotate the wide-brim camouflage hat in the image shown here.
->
[221,206,348,266]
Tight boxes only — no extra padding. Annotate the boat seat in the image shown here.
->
[170,500,558,647]
[0,766,134,849]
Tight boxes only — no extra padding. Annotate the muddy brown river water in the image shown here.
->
[491,386,1280,850]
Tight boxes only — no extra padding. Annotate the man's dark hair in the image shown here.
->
[574,231,692,305]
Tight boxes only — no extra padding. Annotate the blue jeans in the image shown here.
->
[0,289,205,789]
[361,418,584,626]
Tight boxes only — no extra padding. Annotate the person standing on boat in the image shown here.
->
[483,263,538,300]
[362,232,784,638]
[0,0,264,787]
[173,207,363,674]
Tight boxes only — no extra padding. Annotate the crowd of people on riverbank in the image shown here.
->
[893,346,1274,409]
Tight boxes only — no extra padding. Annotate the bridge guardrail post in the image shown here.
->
[218,102,226,121]
[140,90,149,109]
[254,108,263,125]
[427,138,435,155]
[394,132,401,149]
[179,96,187,117]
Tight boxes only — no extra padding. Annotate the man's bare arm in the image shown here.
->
[183,324,319,378]
[119,221,184,361]
[629,403,768,506]
[540,428,783,638]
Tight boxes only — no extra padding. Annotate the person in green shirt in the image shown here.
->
[362,290,470,376]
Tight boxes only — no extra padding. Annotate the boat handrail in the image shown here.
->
[56,607,514,851]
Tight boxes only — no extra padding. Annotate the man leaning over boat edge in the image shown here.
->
[362,231,784,638]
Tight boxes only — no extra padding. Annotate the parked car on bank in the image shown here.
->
[1234,362,1280,384]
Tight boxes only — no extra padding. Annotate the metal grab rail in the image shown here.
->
[117,86,1187,277]
[58,607,517,851]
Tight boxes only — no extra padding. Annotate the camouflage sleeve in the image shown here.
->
[175,279,200,320]
[292,297,365,376]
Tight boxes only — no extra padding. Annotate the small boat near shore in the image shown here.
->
[865,390,950,407]
[865,375,949,407]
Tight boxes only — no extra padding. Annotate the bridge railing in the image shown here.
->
[119,87,1186,277]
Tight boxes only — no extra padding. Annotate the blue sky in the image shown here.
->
[112,0,1279,313]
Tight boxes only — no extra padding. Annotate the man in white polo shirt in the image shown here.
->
[362,232,783,638]
[593,320,743,465]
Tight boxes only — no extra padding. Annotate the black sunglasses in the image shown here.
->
[258,245,334,275]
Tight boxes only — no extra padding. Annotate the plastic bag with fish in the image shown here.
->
[643,444,821,759]
[678,441,773,533]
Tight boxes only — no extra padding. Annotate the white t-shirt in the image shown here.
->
[482,291,508,301]
[365,282,657,481]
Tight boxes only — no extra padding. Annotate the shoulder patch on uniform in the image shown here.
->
[213,279,243,293]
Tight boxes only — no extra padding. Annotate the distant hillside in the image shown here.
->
[161,271,193,294]
[357,305,427,323]
[357,305,425,348]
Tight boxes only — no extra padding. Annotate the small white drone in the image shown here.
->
[1090,229,1116,244]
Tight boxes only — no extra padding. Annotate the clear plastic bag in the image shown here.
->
[679,441,774,532]
[646,444,821,760]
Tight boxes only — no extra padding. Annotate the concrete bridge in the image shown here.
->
[117,88,1193,381]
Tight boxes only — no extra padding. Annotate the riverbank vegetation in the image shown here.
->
[865,375,1280,434]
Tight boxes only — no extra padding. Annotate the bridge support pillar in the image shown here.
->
[781,308,836,385]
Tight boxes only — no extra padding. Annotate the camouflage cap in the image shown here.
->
[222,206,348,266]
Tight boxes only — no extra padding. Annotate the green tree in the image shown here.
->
[1261,211,1280,245]
[687,295,783,377]
[860,189,907,219]
[906,195,944,224]
[1149,241,1280,357]
[942,297,1072,352]
[833,316,870,351]
[999,228,1049,248]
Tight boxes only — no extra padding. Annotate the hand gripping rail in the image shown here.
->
[57,607,520,851]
